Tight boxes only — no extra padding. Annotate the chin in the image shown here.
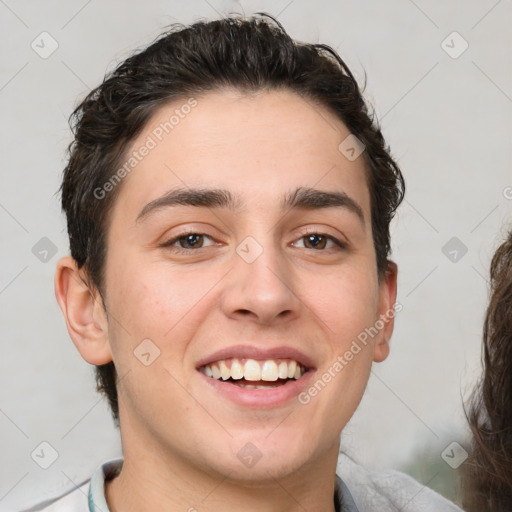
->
[188,431,317,484]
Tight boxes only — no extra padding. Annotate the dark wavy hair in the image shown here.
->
[464,230,512,510]
[59,13,405,424]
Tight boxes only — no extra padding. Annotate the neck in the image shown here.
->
[105,419,339,512]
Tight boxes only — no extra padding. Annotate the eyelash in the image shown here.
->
[160,229,347,255]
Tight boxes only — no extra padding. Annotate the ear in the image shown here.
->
[372,261,398,363]
[54,255,113,365]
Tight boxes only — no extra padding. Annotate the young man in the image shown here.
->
[38,14,462,512]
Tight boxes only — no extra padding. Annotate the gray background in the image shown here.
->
[1,0,511,510]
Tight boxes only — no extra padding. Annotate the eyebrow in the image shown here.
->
[136,186,365,225]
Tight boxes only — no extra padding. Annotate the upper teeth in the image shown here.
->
[202,359,305,381]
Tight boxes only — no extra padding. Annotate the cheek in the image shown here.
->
[104,257,223,373]
[313,267,380,343]
[307,288,379,435]
[105,257,200,333]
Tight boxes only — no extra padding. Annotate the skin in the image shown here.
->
[55,88,397,512]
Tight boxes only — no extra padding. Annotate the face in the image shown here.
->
[91,89,396,481]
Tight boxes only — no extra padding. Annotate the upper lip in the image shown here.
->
[195,345,316,371]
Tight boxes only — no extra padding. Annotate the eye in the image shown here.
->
[160,232,216,253]
[292,231,346,251]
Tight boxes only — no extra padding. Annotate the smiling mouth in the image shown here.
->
[199,358,307,389]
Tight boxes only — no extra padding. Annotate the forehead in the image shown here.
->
[110,88,370,224]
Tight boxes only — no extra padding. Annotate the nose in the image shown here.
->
[219,237,302,326]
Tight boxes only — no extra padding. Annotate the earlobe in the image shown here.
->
[373,261,398,363]
[54,255,113,365]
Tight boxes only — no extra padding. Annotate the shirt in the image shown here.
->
[25,454,464,512]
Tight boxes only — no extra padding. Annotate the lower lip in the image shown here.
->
[198,371,315,408]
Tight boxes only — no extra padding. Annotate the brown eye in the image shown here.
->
[293,232,345,251]
[303,234,328,250]
[161,232,216,253]
[177,233,205,249]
